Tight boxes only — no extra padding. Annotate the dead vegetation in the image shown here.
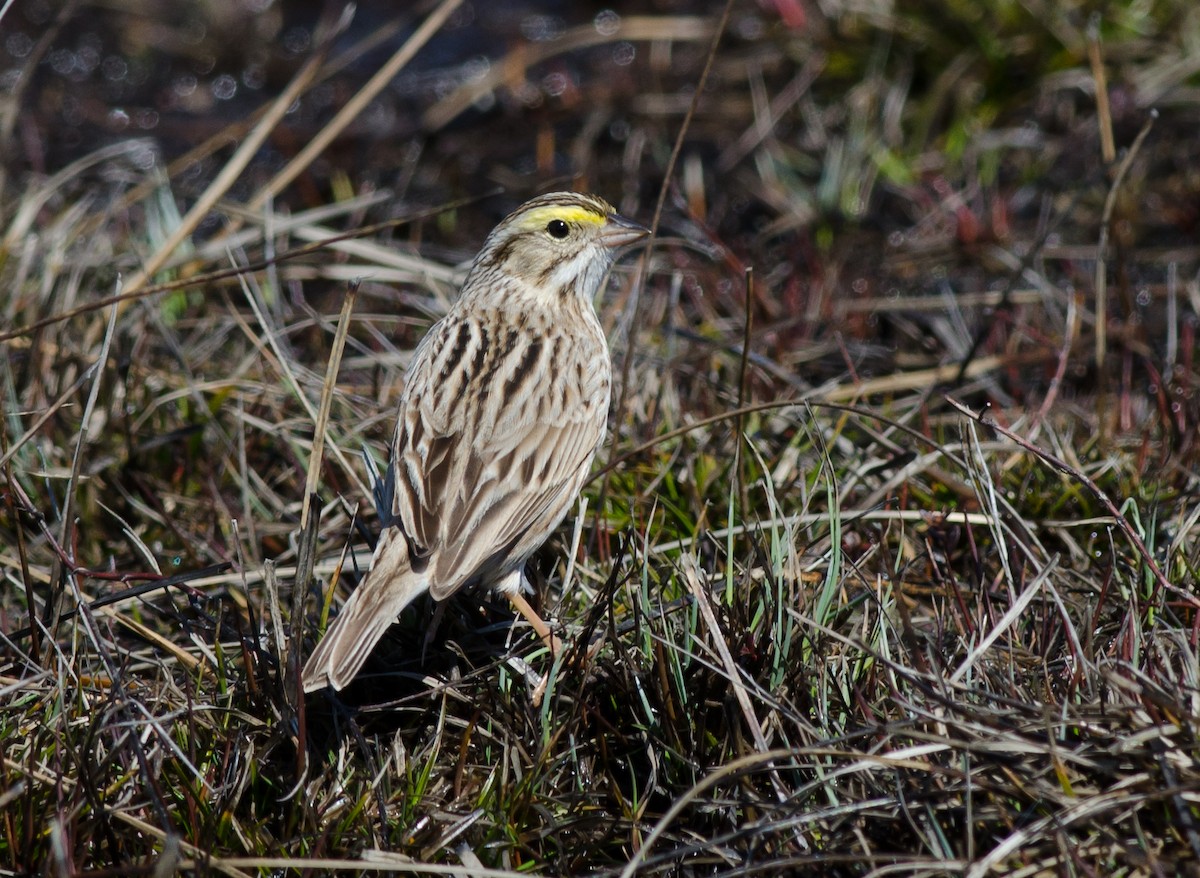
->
[3,0,1200,875]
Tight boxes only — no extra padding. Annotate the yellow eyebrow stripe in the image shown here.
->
[517,205,606,230]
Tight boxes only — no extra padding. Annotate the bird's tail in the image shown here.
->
[301,529,426,692]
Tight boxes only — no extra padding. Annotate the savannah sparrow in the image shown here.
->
[302,192,649,693]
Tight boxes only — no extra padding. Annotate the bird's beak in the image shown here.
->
[600,212,651,249]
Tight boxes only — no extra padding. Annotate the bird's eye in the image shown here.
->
[546,219,570,239]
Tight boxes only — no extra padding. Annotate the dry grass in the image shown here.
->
[4,1,1200,875]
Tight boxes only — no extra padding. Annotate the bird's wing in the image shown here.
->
[392,311,607,600]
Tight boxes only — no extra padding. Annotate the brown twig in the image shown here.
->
[1026,290,1081,443]
[302,281,359,532]
[597,0,736,545]
[1093,109,1157,379]
[1086,14,1116,167]
[736,266,754,521]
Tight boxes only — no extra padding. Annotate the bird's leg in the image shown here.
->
[506,589,564,656]
[503,572,581,704]
[506,583,556,706]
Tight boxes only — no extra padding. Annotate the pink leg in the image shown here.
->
[507,590,564,656]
